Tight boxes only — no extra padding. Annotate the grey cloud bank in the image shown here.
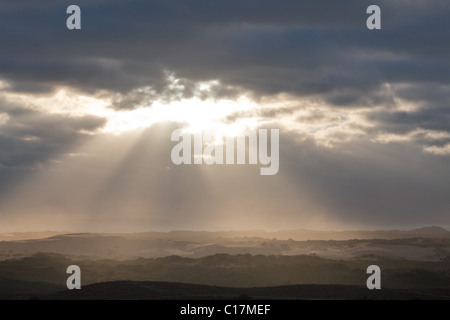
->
[0,0,449,231]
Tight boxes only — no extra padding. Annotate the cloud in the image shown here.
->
[424,144,450,156]
[0,98,106,169]
[1,0,448,100]
[0,0,450,231]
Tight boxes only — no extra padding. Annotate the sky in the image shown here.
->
[0,0,449,232]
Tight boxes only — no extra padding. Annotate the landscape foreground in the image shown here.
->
[0,227,449,300]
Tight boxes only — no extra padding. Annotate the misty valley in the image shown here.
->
[0,227,449,300]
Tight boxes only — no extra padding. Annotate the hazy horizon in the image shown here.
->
[1,225,449,235]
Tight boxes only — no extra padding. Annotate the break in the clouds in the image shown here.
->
[0,0,449,231]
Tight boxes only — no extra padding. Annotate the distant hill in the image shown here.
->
[1,228,449,261]
[144,226,450,241]
[0,231,66,242]
[38,281,450,300]
[1,226,448,242]
[272,226,450,241]
[1,252,449,292]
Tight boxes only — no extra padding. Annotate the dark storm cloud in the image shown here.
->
[367,106,450,134]
[0,99,106,168]
[396,83,450,107]
[0,0,449,102]
[360,82,450,143]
